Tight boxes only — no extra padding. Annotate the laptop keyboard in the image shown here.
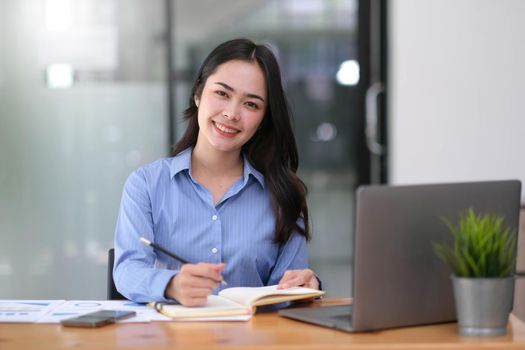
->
[330,313,353,322]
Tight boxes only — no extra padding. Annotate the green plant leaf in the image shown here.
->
[432,208,517,278]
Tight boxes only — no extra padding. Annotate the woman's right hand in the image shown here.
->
[165,263,225,306]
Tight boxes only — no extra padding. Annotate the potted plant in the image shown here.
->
[433,208,517,336]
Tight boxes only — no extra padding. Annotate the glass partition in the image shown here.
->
[0,0,167,299]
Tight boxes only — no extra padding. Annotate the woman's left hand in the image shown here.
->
[277,269,320,290]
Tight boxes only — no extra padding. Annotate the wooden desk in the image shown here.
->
[2,298,525,350]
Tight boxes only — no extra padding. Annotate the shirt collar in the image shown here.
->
[169,147,265,189]
[170,147,192,178]
[242,154,265,189]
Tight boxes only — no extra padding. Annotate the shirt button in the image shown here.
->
[212,215,218,221]
[211,247,218,254]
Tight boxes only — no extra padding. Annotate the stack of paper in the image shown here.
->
[0,300,171,323]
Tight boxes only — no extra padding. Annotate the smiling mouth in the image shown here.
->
[213,121,240,135]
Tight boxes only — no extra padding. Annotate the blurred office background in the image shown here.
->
[1,0,524,300]
[0,0,382,299]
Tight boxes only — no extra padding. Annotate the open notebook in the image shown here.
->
[149,285,325,321]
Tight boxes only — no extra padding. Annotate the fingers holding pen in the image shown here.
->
[184,262,226,284]
[167,263,226,306]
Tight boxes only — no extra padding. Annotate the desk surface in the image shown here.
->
[2,298,525,350]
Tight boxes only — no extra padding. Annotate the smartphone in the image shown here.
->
[61,310,136,328]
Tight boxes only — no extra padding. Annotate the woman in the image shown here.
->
[114,38,319,306]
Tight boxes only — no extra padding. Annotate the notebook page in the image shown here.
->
[219,285,323,306]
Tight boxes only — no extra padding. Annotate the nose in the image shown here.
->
[222,102,240,121]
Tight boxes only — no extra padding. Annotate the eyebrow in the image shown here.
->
[214,82,265,102]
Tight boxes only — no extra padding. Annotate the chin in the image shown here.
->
[207,134,246,152]
[209,141,242,153]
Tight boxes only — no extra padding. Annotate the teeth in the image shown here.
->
[215,122,238,133]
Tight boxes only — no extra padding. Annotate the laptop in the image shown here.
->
[279,180,522,332]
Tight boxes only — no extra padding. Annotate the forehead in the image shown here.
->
[206,60,267,98]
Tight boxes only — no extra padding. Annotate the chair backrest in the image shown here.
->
[108,248,127,300]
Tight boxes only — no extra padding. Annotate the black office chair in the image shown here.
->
[107,248,127,300]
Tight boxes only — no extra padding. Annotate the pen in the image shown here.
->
[140,237,227,285]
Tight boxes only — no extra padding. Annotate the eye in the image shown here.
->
[215,90,228,98]
[245,101,260,110]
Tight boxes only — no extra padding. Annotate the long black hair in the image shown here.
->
[172,38,310,244]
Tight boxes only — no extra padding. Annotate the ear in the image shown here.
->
[194,95,200,107]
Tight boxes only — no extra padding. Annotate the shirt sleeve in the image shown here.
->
[113,169,178,303]
[266,229,309,286]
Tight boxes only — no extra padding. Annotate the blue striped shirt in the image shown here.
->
[113,148,309,303]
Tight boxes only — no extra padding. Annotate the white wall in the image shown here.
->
[389,0,525,203]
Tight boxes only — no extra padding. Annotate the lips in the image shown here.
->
[213,121,240,137]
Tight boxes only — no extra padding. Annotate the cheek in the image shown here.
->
[250,112,265,130]
[198,98,224,118]
[196,108,206,127]
[196,102,213,124]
